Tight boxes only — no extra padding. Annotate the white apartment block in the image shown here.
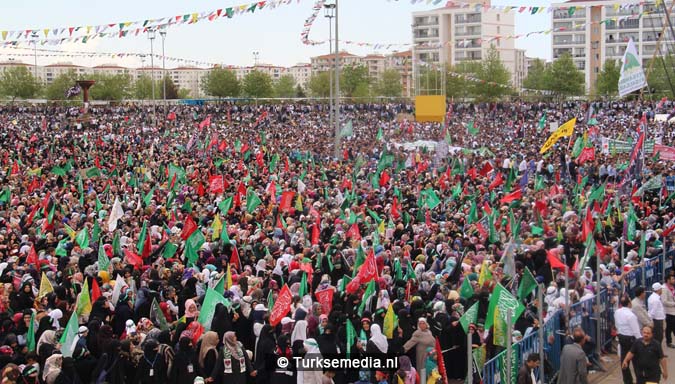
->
[411,0,520,88]
[551,0,673,94]
[287,63,311,89]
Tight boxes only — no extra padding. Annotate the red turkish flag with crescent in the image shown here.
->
[270,284,293,326]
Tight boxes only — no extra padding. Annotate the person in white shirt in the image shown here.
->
[648,283,666,344]
[615,296,642,384]
[661,274,675,348]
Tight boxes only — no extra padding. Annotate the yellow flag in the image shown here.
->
[211,214,222,241]
[75,279,92,316]
[478,261,492,287]
[378,220,385,235]
[295,195,303,211]
[398,376,404,384]
[38,272,54,300]
[226,264,232,289]
[383,303,396,338]
[63,224,76,240]
[539,117,576,154]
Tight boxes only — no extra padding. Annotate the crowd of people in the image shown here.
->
[0,98,672,384]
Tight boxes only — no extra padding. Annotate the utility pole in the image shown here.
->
[160,30,167,114]
[333,0,341,159]
[31,33,39,80]
[324,2,335,133]
[149,30,156,117]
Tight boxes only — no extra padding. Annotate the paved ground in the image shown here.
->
[593,340,675,384]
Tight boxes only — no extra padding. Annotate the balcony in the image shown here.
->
[553,10,586,19]
[456,14,481,24]
[553,38,585,45]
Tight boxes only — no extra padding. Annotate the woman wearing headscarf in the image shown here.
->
[113,293,134,336]
[169,336,197,384]
[10,282,34,313]
[42,354,62,384]
[300,338,323,384]
[403,318,436,384]
[395,355,418,384]
[54,357,83,384]
[134,339,168,383]
[36,330,57,369]
[183,299,199,322]
[91,339,127,384]
[291,319,308,356]
[198,331,219,378]
[254,324,276,383]
[209,331,253,384]
[367,324,388,354]
[271,333,295,384]
[178,277,198,317]
[210,303,231,341]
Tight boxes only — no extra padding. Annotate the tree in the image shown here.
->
[417,68,443,95]
[243,70,274,98]
[0,66,40,101]
[201,68,240,98]
[177,88,191,99]
[647,55,675,97]
[273,75,296,98]
[134,75,154,100]
[447,61,480,99]
[308,72,331,98]
[523,58,548,91]
[295,84,307,98]
[595,59,620,97]
[44,70,79,100]
[89,73,132,101]
[546,52,585,97]
[159,76,180,100]
[374,69,402,97]
[473,45,511,101]
[341,65,369,97]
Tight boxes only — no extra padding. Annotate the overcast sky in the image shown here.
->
[0,0,556,68]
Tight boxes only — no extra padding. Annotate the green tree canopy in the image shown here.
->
[374,69,402,97]
[0,66,41,101]
[308,72,331,98]
[160,76,180,100]
[273,75,296,98]
[44,70,80,100]
[89,73,132,101]
[341,65,369,97]
[134,75,154,100]
[446,61,480,99]
[595,59,620,97]
[547,52,585,97]
[523,58,548,91]
[243,70,274,98]
[648,54,675,97]
[473,46,512,101]
[200,68,240,98]
[295,84,307,98]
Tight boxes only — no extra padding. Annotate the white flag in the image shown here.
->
[111,274,128,309]
[618,38,647,97]
[59,312,79,358]
[107,197,124,232]
[297,179,306,194]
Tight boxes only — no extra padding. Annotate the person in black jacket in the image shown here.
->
[170,336,197,384]
[134,339,168,384]
[112,293,134,336]
[254,324,276,383]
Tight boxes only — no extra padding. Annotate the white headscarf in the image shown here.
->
[291,320,308,344]
[369,324,388,353]
[303,338,321,354]
[48,309,63,329]
[376,290,390,310]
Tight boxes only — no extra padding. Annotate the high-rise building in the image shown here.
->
[550,0,670,93]
[411,0,520,88]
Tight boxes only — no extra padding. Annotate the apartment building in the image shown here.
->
[551,0,673,93]
[287,63,312,89]
[411,0,521,88]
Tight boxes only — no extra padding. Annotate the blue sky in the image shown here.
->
[0,0,556,68]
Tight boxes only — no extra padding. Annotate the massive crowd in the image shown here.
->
[0,99,672,384]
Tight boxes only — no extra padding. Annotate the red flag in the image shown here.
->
[267,182,276,198]
[346,223,361,240]
[196,182,205,197]
[209,176,225,194]
[581,207,593,240]
[236,182,247,197]
[26,245,38,265]
[284,157,289,172]
[478,162,493,177]
[311,224,320,245]
[576,147,595,165]
[500,189,522,204]
[467,167,477,180]
[169,173,177,190]
[279,191,295,212]
[28,178,39,194]
[142,231,152,258]
[91,278,101,302]
[547,250,567,270]
[218,139,228,151]
[11,162,18,175]
[270,284,293,326]
[124,249,143,269]
[663,223,675,238]
[391,197,401,219]
[315,289,334,315]
[180,215,197,241]
[482,202,492,216]
[355,249,378,284]
[489,172,504,190]
[230,246,241,270]
[41,191,51,213]
[435,337,448,384]
[341,178,352,191]
[26,204,39,226]
[343,149,349,161]
[256,151,264,169]
[379,171,390,187]
[198,115,211,130]
[41,116,47,130]
[167,112,176,121]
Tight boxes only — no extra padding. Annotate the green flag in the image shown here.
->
[485,283,525,331]
[467,120,478,135]
[150,298,169,331]
[218,196,233,214]
[59,312,79,358]
[517,267,537,300]
[357,280,377,316]
[143,187,155,207]
[91,221,101,243]
[197,288,231,331]
[75,228,89,249]
[51,166,67,176]
[0,188,10,204]
[214,276,225,295]
[26,311,36,352]
[627,206,638,241]
[340,120,353,138]
[346,319,356,358]
[376,127,383,141]
[588,183,606,203]
[78,177,84,206]
[85,167,101,178]
[538,113,546,131]
[136,221,148,255]
[246,189,262,213]
[75,279,92,316]
[459,277,474,300]
[422,188,441,210]
[98,242,110,272]
[112,232,122,256]
[639,231,646,259]
[162,242,178,259]
[299,272,308,297]
[459,302,479,333]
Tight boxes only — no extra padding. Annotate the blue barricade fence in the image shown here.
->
[479,244,675,384]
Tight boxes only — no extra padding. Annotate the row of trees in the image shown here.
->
[307,67,404,99]
[0,67,190,101]
[200,68,302,99]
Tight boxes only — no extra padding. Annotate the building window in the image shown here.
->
[496,14,500,22]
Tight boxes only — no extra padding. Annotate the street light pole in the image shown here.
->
[31,33,39,80]
[253,51,260,66]
[160,30,167,114]
[324,3,335,134]
[333,0,341,159]
[149,30,156,116]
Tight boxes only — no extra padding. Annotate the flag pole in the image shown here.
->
[466,328,473,384]
[537,284,545,384]
[506,308,513,384]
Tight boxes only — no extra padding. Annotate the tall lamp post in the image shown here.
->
[253,51,260,66]
[333,0,341,159]
[324,3,335,133]
[160,30,167,113]
[30,33,39,79]
[149,29,156,116]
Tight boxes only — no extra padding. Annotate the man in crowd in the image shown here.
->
[615,296,642,384]
[622,326,668,384]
